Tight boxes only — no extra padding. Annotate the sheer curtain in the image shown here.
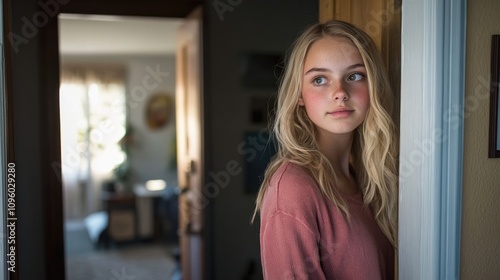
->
[59,64,127,219]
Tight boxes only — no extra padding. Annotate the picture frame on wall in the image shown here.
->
[489,35,500,158]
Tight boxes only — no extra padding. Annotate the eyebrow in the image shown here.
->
[304,63,366,75]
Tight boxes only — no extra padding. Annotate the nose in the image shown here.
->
[332,85,349,101]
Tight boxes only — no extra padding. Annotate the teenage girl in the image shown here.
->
[254,20,397,279]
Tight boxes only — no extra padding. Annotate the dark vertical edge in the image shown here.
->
[2,0,12,156]
[3,0,19,279]
[39,12,65,279]
[201,4,214,280]
[489,35,500,158]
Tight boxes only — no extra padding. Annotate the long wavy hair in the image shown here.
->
[253,20,398,246]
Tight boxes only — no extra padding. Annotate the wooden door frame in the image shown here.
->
[39,1,204,278]
[175,7,205,280]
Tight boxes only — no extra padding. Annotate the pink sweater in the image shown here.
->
[260,162,394,280]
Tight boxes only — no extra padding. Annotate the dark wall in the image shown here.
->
[10,0,49,279]
[204,1,318,279]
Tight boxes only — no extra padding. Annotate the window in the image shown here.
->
[59,64,127,218]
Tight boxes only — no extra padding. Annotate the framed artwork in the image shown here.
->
[145,93,172,130]
[489,35,500,158]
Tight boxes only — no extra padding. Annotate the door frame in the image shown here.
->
[39,1,204,278]
[399,0,466,279]
[175,7,205,280]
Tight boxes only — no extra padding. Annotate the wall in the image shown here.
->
[205,1,318,279]
[461,0,500,279]
[10,0,47,278]
[125,56,178,186]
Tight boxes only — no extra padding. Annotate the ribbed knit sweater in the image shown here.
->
[259,162,394,279]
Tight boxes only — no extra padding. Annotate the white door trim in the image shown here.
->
[399,0,466,279]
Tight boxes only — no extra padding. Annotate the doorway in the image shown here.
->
[58,14,184,279]
[35,1,204,279]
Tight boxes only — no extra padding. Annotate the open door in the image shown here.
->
[176,7,205,280]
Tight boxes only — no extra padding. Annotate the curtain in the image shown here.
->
[60,64,127,219]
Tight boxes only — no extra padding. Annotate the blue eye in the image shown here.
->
[347,73,365,81]
[313,76,327,86]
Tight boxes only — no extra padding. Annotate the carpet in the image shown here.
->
[66,244,178,280]
[65,220,178,280]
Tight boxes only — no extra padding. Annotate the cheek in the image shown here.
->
[361,92,370,110]
[299,92,322,121]
[354,86,370,111]
[301,93,325,114]
[300,88,314,106]
[349,92,370,123]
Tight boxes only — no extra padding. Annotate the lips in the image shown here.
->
[327,107,354,118]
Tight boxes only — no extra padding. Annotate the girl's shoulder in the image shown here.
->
[270,161,316,187]
[263,161,324,216]
[270,162,319,192]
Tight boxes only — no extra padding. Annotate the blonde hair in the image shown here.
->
[253,20,398,246]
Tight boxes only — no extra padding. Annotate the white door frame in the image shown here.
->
[399,0,466,279]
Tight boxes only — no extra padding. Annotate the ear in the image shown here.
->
[298,96,305,106]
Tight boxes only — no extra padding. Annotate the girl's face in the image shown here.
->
[299,36,370,140]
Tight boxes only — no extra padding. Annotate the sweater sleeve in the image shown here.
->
[261,210,327,280]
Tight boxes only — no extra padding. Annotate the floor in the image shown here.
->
[65,219,180,280]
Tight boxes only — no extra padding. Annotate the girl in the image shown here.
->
[253,20,397,279]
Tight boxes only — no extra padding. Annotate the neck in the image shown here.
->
[317,131,354,177]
